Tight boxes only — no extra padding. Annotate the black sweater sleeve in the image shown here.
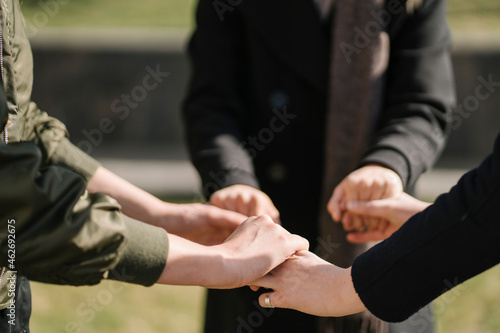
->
[352,131,500,322]
[182,0,259,197]
[361,0,455,189]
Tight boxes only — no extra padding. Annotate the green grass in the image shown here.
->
[20,0,197,28]
[435,265,500,333]
[30,265,500,333]
[19,0,500,30]
[447,0,500,31]
[30,281,206,333]
[21,0,500,332]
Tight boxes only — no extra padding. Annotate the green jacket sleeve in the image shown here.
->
[17,101,101,181]
[0,141,168,288]
[1,0,100,182]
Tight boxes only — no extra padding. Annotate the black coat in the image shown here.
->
[183,0,455,332]
[353,130,500,322]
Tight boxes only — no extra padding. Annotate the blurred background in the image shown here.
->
[19,0,500,332]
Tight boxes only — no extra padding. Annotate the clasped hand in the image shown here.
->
[327,164,404,242]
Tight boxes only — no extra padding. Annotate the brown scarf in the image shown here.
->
[317,0,391,332]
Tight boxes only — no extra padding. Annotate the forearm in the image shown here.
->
[338,267,367,316]
[156,234,230,288]
[158,216,309,289]
[0,142,168,287]
[323,266,366,317]
[352,135,500,321]
[87,166,181,229]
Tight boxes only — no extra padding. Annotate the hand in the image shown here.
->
[157,203,248,246]
[250,251,366,317]
[210,185,280,224]
[87,166,245,245]
[159,215,309,288]
[343,193,431,244]
[328,164,403,232]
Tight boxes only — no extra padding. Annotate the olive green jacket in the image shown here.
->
[0,0,168,310]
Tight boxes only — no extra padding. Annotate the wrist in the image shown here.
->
[209,243,243,288]
[158,234,227,287]
[152,203,187,233]
[328,266,366,317]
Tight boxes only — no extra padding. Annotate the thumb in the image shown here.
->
[346,200,391,220]
[258,292,284,310]
[328,186,345,222]
[270,211,282,225]
[206,204,248,228]
[218,209,248,228]
[346,230,387,244]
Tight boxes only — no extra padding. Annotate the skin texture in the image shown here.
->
[88,168,310,288]
[250,193,432,317]
[88,166,248,245]
[210,184,281,224]
[251,251,366,316]
[328,164,404,233]
[160,216,309,288]
[344,193,431,243]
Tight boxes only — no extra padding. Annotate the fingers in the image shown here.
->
[343,184,364,231]
[205,204,248,228]
[210,191,236,211]
[328,186,345,222]
[288,234,310,253]
[346,230,387,244]
[210,185,281,223]
[258,292,286,310]
[251,273,275,291]
[249,194,281,224]
[346,200,390,220]
[341,212,355,232]
[268,208,281,225]
[329,165,405,232]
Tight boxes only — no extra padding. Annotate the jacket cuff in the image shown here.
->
[51,138,101,182]
[360,149,410,189]
[109,216,169,287]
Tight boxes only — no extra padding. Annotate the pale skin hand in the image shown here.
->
[210,184,281,224]
[344,193,431,244]
[328,164,404,232]
[88,166,247,245]
[250,251,366,317]
[158,216,309,289]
